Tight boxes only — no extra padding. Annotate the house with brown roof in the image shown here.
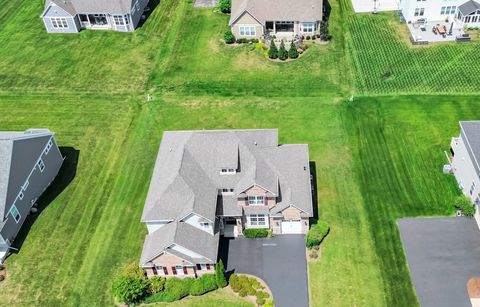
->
[229,0,323,40]
[140,129,313,278]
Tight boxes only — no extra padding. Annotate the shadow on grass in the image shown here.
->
[137,0,162,29]
[310,161,319,220]
[10,147,79,254]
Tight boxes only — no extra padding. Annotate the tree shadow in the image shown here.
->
[10,147,79,254]
[310,161,319,220]
[323,0,332,21]
[137,0,161,29]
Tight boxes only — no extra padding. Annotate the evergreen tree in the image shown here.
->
[288,41,299,59]
[224,29,235,44]
[219,0,231,13]
[278,40,288,60]
[215,259,228,288]
[268,39,278,59]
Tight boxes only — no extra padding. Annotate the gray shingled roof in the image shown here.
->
[141,129,312,264]
[229,0,323,26]
[0,129,54,223]
[140,221,219,265]
[45,0,135,15]
[460,121,480,177]
[458,0,480,15]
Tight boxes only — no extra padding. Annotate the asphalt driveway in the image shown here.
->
[218,235,309,307]
[398,217,480,307]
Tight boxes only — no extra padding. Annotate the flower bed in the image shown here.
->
[229,274,274,306]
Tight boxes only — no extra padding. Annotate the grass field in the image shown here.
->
[0,0,479,306]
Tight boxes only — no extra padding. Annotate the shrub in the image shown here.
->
[236,38,248,44]
[268,39,278,59]
[0,264,5,271]
[215,259,228,288]
[256,291,269,305]
[224,29,235,44]
[243,228,269,238]
[278,40,288,61]
[111,263,150,304]
[229,274,241,292]
[239,289,248,297]
[0,275,4,282]
[264,299,275,307]
[190,274,218,296]
[310,250,318,259]
[251,278,263,290]
[148,276,166,294]
[306,35,311,40]
[288,41,299,59]
[455,195,476,217]
[306,220,330,248]
[219,0,231,13]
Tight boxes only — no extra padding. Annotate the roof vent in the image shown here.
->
[254,141,257,146]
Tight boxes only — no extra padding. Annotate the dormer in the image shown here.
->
[216,140,239,175]
[180,213,214,235]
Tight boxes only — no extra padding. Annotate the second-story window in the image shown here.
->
[9,205,21,223]
[45,140,53,155]
[220,168,236,174]
[248,196,264,205]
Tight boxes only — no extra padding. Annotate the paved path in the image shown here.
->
[398,217,480,307]
[218,235,309,307]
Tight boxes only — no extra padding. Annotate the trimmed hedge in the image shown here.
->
[190,274,218,296]
[306,220,330,248]
[243,228,269,238]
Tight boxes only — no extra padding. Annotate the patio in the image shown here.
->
[408,20,465,43]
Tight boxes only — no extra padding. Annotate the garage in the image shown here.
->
[281,220,302,234]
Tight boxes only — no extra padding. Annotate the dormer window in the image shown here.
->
[220,188,234,195]
[220,168,236,174]
[200,222,210,228]
[248,196,264,206]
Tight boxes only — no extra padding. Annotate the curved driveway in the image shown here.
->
[218,235,309,307]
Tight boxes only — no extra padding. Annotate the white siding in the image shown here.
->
[400,0,463,23]
[451,135,480,201]
[146,221,169,234]
[182,213,214,234]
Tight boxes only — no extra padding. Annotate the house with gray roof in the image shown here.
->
[0,129,63,263]
[40,0,149,33]
[450,121,480,227]
[140,129,313,278]
[228,0,323,40]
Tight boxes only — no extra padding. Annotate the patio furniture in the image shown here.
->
[436,25,447,35]
[432,27,437,34]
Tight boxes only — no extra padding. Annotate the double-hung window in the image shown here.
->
[414,8,425,17]
[302,22,315,33]
[113,15,125,26]
[248,195,264,205]
[249,214,266,226]
[239,25,256,36]
[9,205,21,223]
[37,159,45,172]
[51,17,68,29]
[155,265,164,275]
[220,188,234,194]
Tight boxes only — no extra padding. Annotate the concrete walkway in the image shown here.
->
[351,0,399,13]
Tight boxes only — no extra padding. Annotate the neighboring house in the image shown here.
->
[400,0,480,27]
[0,129,64,263]
[450,121,480,226]
[140,129,313,278]
[229,0,323,40]
[40,0,149,33]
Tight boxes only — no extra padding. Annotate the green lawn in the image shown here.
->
[0,0,479,306]
[141,288,254,306]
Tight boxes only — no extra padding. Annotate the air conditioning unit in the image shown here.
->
[443,164,452,174]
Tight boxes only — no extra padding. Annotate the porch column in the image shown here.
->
[86,14,91,27]
[273,21,276,34]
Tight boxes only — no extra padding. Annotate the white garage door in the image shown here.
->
[282,220,302,234]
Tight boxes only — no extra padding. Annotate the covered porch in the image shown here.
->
[79,14,111,29]
[265,21,296,39]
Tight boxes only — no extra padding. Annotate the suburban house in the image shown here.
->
[400,0,480,27]
[229,0,323,40]
[0,129,63,263]
[140,129,313,278]
[450,121,480,226]
[398,0,480,42]
[41,0,149,33]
